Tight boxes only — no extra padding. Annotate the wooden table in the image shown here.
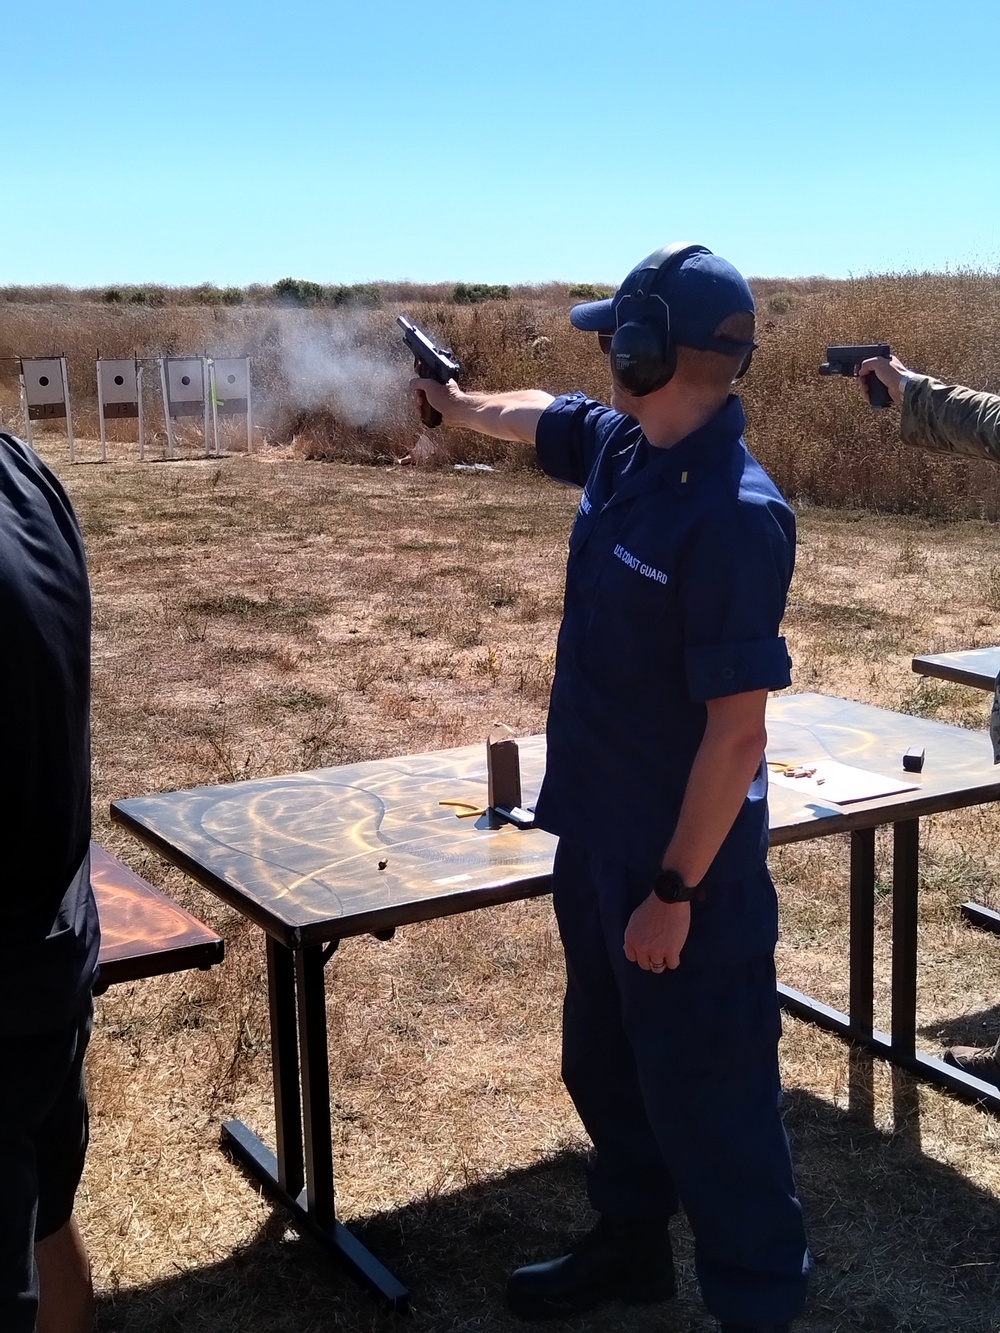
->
[111,692,1000,1307]
[911,647,1000,936]
[912,645,1000,692]
[93,842,224,989]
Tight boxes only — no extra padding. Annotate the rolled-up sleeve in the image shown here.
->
[678,502,794,702]
[686,637,792,700]
[535,393,623,488]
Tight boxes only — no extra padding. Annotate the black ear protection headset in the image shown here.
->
[608,242,755,397]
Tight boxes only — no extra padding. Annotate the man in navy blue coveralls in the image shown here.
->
[413,244,810,1333]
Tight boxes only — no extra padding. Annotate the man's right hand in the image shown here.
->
[858,354,911,407]
[409,376,466,429]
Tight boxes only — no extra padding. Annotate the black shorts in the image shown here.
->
[0,1003,92,1330]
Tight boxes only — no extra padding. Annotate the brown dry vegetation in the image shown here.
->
[25,432,998,1333]
[3,270,1000,514]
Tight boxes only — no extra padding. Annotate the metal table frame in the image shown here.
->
[775,822,1000,1109]
[223,936,411,1307]
[911,648,1000,938]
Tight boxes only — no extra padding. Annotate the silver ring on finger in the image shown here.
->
[650,962,666,972]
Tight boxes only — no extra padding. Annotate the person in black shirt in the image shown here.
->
[0,432,99,1332]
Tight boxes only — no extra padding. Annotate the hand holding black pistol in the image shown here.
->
[397,315,461,429]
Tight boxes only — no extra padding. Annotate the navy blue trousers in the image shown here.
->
[552,840,810,1326]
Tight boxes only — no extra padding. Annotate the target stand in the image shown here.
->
[19,358,75,460]
[159,357,212,459]
[208,357,253,455]
[97,357,145,461]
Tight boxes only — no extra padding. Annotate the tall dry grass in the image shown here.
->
[2,271,1000,511]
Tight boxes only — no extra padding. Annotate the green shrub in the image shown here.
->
[220,287,246,306]
[103,288,123,304]
[272,277,325,306]
[192,284,226,305]
[453,282,511,304]
[568,283,613,300]
[330,283,381,307]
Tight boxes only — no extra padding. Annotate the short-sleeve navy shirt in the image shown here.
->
[0,433,98,1034]
[533,392,794,889]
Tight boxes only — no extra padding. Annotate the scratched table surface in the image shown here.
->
[112,693,1000,950]
[911,645,1000,692]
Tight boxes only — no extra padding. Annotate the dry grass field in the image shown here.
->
[23,426,999,1333]
[3,268,1000,516]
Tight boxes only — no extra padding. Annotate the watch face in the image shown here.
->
[653,869,693,902]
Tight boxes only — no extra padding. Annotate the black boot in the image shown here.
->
[506,1215,676,1320]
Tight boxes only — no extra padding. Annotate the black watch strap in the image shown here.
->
[652,867,698,903]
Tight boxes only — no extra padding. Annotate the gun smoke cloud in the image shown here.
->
[274,310,401,428]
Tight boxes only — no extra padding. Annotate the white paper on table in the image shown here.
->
[767,758,918,806]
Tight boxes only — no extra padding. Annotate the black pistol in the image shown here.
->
[819,343,893,409]
[397,314,461,429]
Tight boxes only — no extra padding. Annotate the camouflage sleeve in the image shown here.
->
[900,374,1000,464]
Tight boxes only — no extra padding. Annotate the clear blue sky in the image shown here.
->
[6,0,999,286]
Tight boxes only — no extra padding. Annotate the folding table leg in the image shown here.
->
[891,819,920,1059]
[222,935,304,1199]
[780,818,1000,1118]
[849,827,876,1037]
[224,938,409,1309]
[268,935,303,1196]
[296,944,335,1225]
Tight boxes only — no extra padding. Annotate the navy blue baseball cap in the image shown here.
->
[570,243,756,356]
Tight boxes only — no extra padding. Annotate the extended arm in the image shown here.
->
[900,375,1000,464]
[859,356,1000,464]
[410,377,554,445]
[623,689,769,971]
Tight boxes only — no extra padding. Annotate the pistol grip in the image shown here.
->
[864,373,892,410]
[419,394,442,429]
[412,356,443,429]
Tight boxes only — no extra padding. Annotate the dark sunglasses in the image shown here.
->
[597,332,614,355]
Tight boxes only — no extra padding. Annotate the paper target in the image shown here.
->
[98,358,140,419]
[22,358,67,419]
[211,357,249,414]
[164,357,206,416]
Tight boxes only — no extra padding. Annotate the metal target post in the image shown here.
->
[17,361,33,448]
[202,356,211,458]
[209,361,221,457]
[159,359,175,459]
[246,364,253,454]
[137,363,146,461]
[97,391,105,460]
[96,352,107,462]
[60,356,75,463]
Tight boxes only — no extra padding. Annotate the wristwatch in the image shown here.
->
[651,867,698,903]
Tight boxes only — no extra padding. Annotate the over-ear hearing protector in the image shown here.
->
[609,243,708,397]
[608,242,754,396]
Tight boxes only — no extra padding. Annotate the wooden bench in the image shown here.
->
[91,842,224,992]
